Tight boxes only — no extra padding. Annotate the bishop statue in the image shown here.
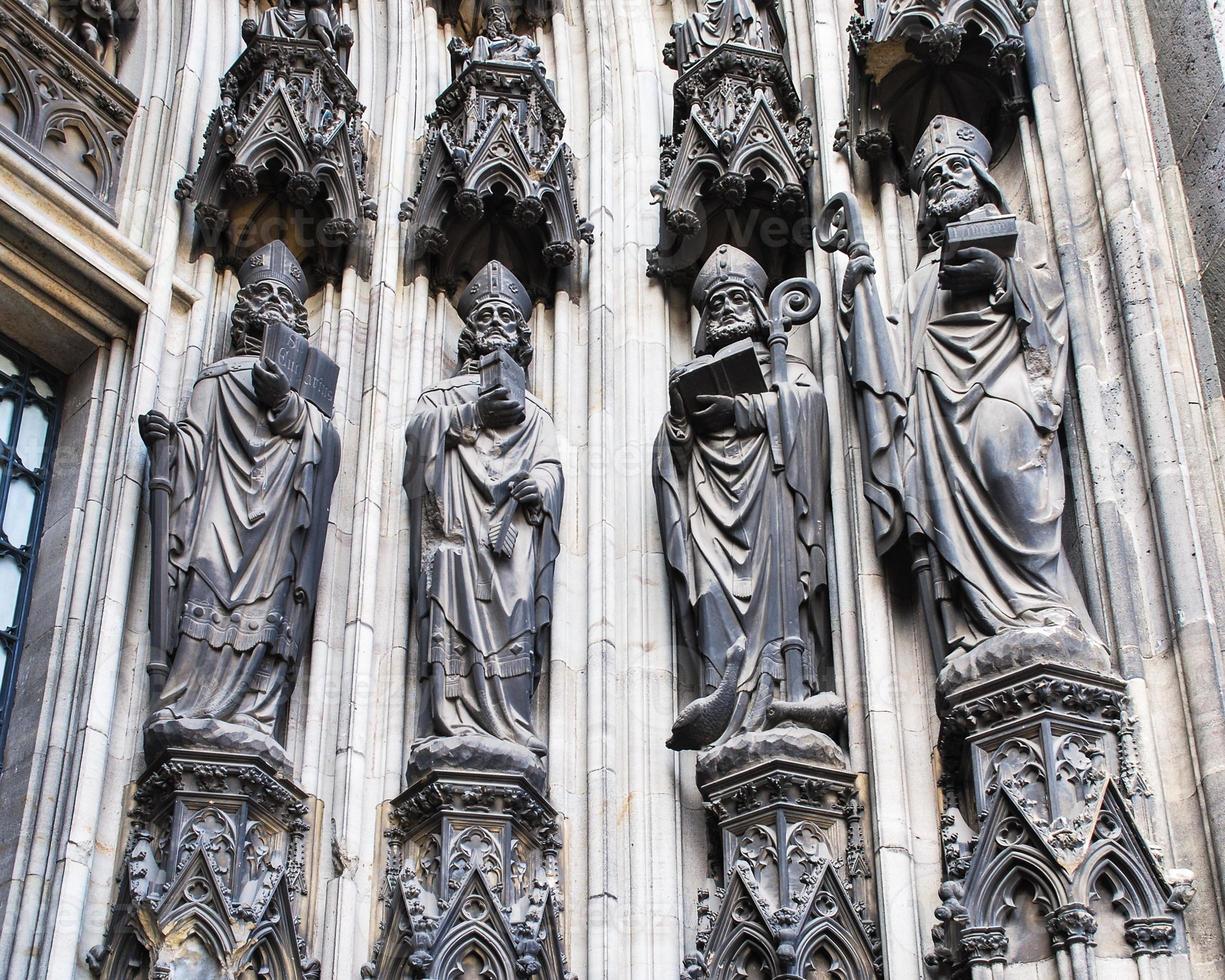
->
[138,241,341,768]
[654,245,842,751]
[833,116,1100,661]
[403,261,563,759]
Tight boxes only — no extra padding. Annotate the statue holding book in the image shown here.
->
[138,240,341,769]
[821,115,1101,665]
[654,245,843,751]
[403,261,563,762]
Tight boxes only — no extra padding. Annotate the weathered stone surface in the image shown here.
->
[407,734,547,792]
[936,624,1113,698]
[696,727,847,785]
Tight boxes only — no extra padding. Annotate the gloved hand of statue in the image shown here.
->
[252,356,292,411]
[691,394,737,433]
[138,410,172,447]
[939,246,1006,296]
[476,385,526,429]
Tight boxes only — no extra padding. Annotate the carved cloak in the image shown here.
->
[847,207,1097,651]
[159,358,340,729]
[403,375,563,748]
[653,344,828,737]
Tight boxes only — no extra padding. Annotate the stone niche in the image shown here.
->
[0,2,136,219]
[844,0,1036,183]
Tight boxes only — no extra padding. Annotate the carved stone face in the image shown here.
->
[922,152,987,229]
[230,280,308,355]
[702,283,761,351]
[487,5,512,36]
[471,299,524,356]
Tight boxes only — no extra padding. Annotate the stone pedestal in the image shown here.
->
[682,730,880,980]
[364,740,568,980]
[88,749,319,980]
[928,630,1192,979]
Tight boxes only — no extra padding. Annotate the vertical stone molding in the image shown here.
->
[176,1,376,289]
[650,0,813,284]
[402,3,591,301]
[0,1,136,217]
[87,749,320,980]
[844,0,1037,180]
[364,764,568,979]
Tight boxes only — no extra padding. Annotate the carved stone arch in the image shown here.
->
[39,106,113,197]
[965,846,1068,927]
[433,924,518,980]
[710,933,781,980]
[468,157,537,204]
[794,922,878,980]
[1075,845,1168,922]
[0,51,35,139]
[847,0,1035,180]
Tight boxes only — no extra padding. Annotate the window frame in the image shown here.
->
[0,335,62,767]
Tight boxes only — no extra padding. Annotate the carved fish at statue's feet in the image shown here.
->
[765,691,847,736]
[667,637,748,751]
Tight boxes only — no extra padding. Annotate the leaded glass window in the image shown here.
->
[0,338,60,762]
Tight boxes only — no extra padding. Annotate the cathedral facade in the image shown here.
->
[0,1,1223,978]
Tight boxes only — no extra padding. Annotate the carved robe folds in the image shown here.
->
[655,346,828,736]
[149,360,340,766]
[404,377,563,754]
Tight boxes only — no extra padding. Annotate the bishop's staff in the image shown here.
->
[817,192,949,662]
[765,275,821,705]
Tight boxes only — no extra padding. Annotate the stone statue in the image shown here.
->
[449,2,545,76]
[40,0,137,65]
[403,261,563,759]
[138,241,341,769]
[654,245,842,750]
[671,0,771,69]
[830,115,1100,661]
[257,0,340,53]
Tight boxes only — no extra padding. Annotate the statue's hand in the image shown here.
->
[668,367,686,420]
[511,473,543,511]
[691,394,736,433]
[252,356,292,410]
[841,254,876,308]
[476,385,526,429]
[939,246,1006,296]
[138,410,172,447]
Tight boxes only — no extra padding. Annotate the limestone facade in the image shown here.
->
[0,1,1223,978]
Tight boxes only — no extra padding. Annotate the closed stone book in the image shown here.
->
[674,336,768,416]
[479,347,527,408]
[941,212,1019,263]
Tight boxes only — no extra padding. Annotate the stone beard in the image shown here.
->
[403,289,563,756]
[146,279,340,767]
[847,129,1100,656]
[654,252,831,749]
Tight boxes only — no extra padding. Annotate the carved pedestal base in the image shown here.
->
[929,632,1192,979]
[364,749,569,980]
[683,730,880,980]
[88,749,319,980]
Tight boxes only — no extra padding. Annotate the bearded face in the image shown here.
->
[487,5,512,36]
[459,299,532,368]
[922,153,987,229]
[229,280,308,355]
[702,283,763,352]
